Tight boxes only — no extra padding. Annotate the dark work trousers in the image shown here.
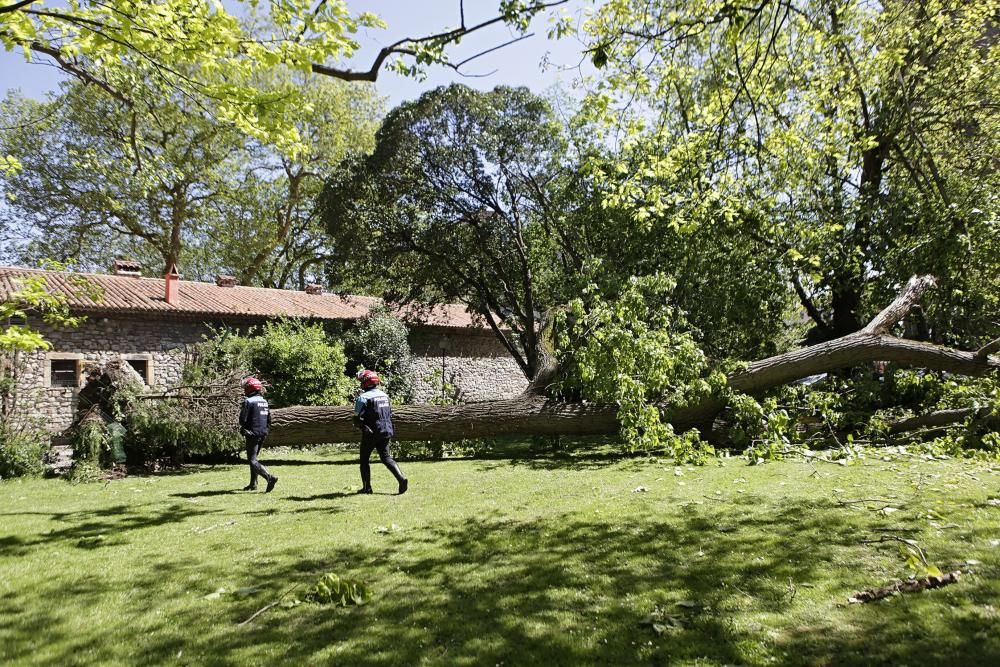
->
[360,434,405,490]
[245,435,274,488]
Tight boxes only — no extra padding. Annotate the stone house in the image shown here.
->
[0,264,527,433]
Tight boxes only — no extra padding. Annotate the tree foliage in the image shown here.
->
[580,0,1000,347]
[321,83,574,380]
[185,320,353,409]
[0,74,381,283]
[1,0,568,153]
[343,304,415,402]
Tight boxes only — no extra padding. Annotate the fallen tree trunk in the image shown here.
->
[888,407,997,435]
[269,276,1000,446]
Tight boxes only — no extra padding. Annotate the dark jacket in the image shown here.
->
[240,393,271,437]
[354,388,394,440]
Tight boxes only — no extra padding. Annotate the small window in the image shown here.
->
[127,359,149,384]
[50,360,79,388]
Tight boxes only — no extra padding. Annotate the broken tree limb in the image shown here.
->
[847,571,961,604]
[860,276,936,335]
[267,276,1000,446]
[976,337,1000,360]
[888,407,995,435]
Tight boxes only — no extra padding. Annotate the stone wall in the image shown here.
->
[15,316,214,433]
[11,317,527,434]
[408,328,528,403]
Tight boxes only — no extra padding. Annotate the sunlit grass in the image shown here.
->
[2,443,998,666]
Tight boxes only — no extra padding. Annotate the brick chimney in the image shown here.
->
[215,275,237,288]
[164,264,180,305]
[305,283,323,295]
[112,259,142,277]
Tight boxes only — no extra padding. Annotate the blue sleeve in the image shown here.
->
[354,395,366,416]
[239,400,248,428]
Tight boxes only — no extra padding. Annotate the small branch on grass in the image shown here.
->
[836,498,900,507]
[238,584,301,627]
[847,571,961,604]
[192,520,237,534]
[861,535,927,565]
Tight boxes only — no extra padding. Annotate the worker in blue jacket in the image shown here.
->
[239,377,278,492]
[354,369,407,495]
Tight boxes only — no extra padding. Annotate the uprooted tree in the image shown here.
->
[267,276,1000,446]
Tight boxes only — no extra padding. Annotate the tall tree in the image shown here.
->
[0,74,381,281]
[321,84,573,381]
[579,0,1000,347]
[0,83,241,273]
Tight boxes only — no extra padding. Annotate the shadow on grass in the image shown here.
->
[4,493,996,666]
[0,503,217,556]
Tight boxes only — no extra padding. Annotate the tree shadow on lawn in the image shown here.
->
[0,503,218,556]
[254,498,998,666]
[3,495,996,666]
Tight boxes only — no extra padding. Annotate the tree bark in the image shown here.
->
[268,276,1000,446]
[888,407,996,435]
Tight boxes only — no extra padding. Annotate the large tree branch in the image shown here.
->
[268,275,999,444]
[312,1,567,82]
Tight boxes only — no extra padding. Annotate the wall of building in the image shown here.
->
[16,316,213,433]
[408,329,528,403]
[12,317,527,434]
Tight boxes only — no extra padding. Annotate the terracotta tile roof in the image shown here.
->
[0,266,485,330]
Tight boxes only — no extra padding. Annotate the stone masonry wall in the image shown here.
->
[12,317,527,434]
[408,329,528,403]
[15,316,215,433]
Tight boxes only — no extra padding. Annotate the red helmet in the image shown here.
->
[357,369,380,390]
[243,377,264,394]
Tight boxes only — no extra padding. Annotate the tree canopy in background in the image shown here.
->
[321,83,574,380]
[0,0,570,153]
[0,73,381,285]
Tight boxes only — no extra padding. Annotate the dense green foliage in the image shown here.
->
[0,76,381,284]
[0,421,47,479]
[343,304,415,402]
[125,400,243,464]
[580,0,1000,347]
[321,83,572,380]
[185,320,353,409]
[556,275,721,462]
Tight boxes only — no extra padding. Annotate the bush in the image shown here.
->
[186,320,353,408]
[0,420,48,479]
[344,304,415,402]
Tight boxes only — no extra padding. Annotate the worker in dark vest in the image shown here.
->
[354,369,407,495]
[239,377,278,492]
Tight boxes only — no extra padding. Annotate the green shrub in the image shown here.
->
[0,420,47,479]
[186,320,353,408]
[344,304,415,402]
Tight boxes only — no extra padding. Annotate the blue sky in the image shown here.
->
[0,1,593,107]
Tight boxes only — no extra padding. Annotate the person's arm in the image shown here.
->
[353,395,373,433]
[239,400,251,436]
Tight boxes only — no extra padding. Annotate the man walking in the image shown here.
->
[240,376,278,492]
[354,369,407,495]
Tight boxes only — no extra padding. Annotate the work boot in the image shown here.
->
[265,476,278,493]
[398,478,408,495]
[243,484,257,491]
[357,487,373,494]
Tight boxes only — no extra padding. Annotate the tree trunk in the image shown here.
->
[268,276,1000,446]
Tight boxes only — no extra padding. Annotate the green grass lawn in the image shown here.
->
[2,442,999,666]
